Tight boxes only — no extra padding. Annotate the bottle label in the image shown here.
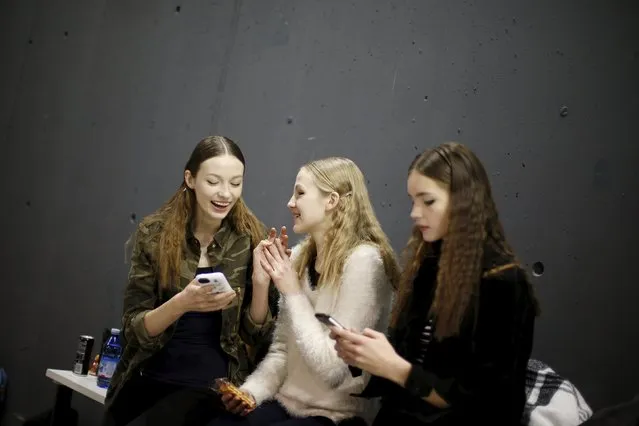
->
[98,356,119,379]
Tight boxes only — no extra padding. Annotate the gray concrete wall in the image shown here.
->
[1,0,637,424]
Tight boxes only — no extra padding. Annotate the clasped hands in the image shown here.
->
[252,226,301,295]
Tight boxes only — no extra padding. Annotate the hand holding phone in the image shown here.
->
[196,272,233,294]
[175,280,236,314]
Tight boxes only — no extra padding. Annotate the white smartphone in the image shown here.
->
[196,272,233,294]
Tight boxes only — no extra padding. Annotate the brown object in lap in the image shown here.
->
[211,378,257,410]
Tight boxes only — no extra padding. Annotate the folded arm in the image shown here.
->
[240,299,289,404]
[122,223,176,350]
[285,245,390,388]
[397,268,536,415]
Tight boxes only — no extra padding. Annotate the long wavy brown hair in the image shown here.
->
[391,142,539,339]
[292,157,401,291]
[143,136,264,289]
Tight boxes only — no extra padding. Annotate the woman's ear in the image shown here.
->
[325,192,340,212]
[184,170,195,189]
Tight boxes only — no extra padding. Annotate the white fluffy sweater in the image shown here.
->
[241,244,394,424]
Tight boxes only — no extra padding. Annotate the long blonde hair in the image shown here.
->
[292,157,400,290]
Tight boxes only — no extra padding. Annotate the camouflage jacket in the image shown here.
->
[105,218,278,406]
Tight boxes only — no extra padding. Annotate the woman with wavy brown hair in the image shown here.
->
[331,142,540,425]
[102,136,283,426]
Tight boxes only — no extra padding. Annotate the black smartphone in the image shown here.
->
[315,313,345,329]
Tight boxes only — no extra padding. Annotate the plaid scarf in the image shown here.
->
[523,359,592,425]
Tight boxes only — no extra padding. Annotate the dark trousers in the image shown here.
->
[102,375,224,426]
[208,401,335,426]
[372,405,456,426]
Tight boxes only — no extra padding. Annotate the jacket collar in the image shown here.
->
[185,219,233,250]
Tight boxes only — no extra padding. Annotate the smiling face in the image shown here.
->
[407,170,450,242]
[286,168,336,234]
[185,154,244,226]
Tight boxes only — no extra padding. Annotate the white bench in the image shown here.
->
[45,368,107,425]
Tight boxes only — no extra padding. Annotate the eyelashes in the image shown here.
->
[207,181,242,187]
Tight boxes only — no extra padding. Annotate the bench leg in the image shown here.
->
[49,384,73,426]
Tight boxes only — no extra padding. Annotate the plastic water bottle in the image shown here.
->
[96,328,122,389]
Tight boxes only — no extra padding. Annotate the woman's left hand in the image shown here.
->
[260,238,301,295]
[331,327,411,382]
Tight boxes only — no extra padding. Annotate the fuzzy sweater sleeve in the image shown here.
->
[283,245,390,388]
[238,244,306,403]
[240,297,289,405]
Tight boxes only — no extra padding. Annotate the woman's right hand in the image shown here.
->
[221,391,256,416]
[173,279,236,314]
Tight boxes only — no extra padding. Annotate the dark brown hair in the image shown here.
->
[145,136,264,289]
[391,142,539,339]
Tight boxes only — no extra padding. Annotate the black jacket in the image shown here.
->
[357,243,537,425]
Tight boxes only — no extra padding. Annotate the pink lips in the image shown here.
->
[211,201,231,212]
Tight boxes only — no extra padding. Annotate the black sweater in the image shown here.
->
[357,243,536,425]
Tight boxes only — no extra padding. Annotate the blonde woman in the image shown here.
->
[210,158,400,426]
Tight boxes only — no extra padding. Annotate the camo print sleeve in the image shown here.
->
[237,234,279,347]
[121,222,163,351]
[240,286,278,346]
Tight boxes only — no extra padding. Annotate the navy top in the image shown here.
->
[308,257,320,290]
[142,266,229,389]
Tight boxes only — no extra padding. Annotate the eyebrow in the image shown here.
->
[412,191,434,198]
